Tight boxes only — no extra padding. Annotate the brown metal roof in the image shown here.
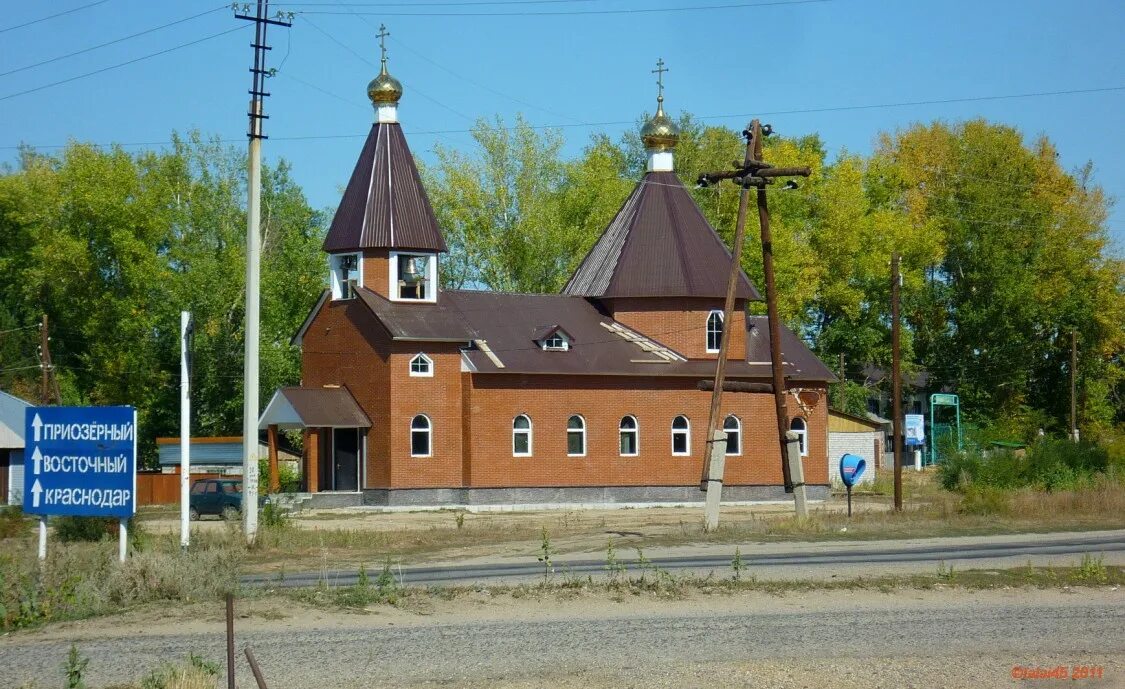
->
[259,386,371,430]
[563,172,759,300]
[323,123,447,254]
[355,287,477,341]
[348,289,830,381]
[745,316,837,383]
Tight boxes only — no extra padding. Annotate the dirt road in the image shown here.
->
[3,588,1121,688]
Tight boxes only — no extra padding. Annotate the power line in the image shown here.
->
[0,6,229,78]
[4,83,1123,150]
[298,15,475,121]
[0,0,110,35]
[274,0,598,6]
[296,0,831,17]
[0,25,250,103]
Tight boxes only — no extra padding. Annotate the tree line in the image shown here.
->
[1,116,1121,463]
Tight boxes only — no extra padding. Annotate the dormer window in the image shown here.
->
[329,253,361,300]
[535,325,572,351]
[390,251,436,302]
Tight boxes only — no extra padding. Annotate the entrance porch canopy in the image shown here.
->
[258,386,370,493]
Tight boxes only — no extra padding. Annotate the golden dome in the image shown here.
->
[641,97,679,151]
[367,62,402,105]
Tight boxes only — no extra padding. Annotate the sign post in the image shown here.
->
[838,453,867,517]
[23,406,137,561]
[905,413,925,469]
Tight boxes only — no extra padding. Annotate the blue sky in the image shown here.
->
[2,0,1122,251]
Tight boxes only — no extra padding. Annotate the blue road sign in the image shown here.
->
[23,406,137,518]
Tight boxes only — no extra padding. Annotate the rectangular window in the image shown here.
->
[391,252,436,302]
[514,433,530,455]
[411,430,430,457]
[567,431,584,456]
[620,432,637,456]
[672,432,688,455]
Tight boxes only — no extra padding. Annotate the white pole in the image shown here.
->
[914,448,922,472]
[38,516,47,560]
[118,518,127,562]
[703,431,726,532]
[242,100,262,543]
[180,310,191,550]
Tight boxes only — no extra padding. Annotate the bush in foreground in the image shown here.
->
[938,438,1116,492]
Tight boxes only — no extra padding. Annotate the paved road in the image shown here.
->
[2,591,1121,688]
[245,530,1125,588]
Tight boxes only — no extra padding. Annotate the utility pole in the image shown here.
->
[180,311,193,551]
[837,352,845,409]
[38,314,59,405]
[891,253,903,512]
[1070,330,1079,443]
[235,1,290,543]
[698,120,811,529]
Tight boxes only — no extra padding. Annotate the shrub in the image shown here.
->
[256,458,301,494]
[958,484,1010,515]
[55,516,119,543]
[939,438,1113,493]
[0,505,28,540]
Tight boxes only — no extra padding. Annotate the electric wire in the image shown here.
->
[0,25,251,102]
[0,0,110,35]
[0,5,229,78]
[294,0,831,17]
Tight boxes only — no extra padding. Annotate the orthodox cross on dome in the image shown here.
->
[652,58,668,104]
[378,23,390,68]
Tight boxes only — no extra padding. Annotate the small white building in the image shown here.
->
[827,408,883,486]
[0,390,32,505]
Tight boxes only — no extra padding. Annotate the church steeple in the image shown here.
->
[367,24,403,123]
[323,25,446,304]
[639,58,679,173]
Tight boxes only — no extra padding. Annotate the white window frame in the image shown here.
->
[618,415,639,457]
[791,417,808,457]
[671,415,691,456]
[410,414,432,458]
[566,414,586,457]
[541,333,569,351]
[512,414,533,457]
[706,310,724,353]
[389,251,438,303]
[329,252,362,301]
[409,353,433,377]
[723,414,742,456]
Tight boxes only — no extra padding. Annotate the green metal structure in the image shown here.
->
[929,393,963,463]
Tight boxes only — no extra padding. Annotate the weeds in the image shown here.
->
[1075,553,1108,583]
[139,653,221,689]
[731,547,746,581]
[0,505,28,539]
[936,561,956,581]
[537,527,555,580]
[604,538,626,579]
[64,645,89,689]
[455,511,466,530]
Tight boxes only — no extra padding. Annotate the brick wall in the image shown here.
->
[301,297,392,488]
[387,341,464,488]
[827,431,881,486]
[361,249,390,297]
[606,297,748,360]
[463,374,828,489]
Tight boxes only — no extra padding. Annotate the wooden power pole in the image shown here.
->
[891,253,903,512]
[698,120,811,529]
[1070,330,1078,442]
[38,314,59,405]
[837,352,845,409]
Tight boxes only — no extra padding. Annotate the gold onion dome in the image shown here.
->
[641,96,679,151]
[368,62,403,105]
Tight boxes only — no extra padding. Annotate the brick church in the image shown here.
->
[258,49,834,506]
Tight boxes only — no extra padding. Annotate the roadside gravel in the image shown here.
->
[2,588,1121,688]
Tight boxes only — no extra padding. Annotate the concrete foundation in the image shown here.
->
[359,484,829,508]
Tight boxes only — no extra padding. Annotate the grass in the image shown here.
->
[268,560,1125,613]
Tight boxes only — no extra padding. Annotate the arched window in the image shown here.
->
[723,414,742,456]
[791,417,808,456]
[706,310,724,353]
[619,415,639,456]
[671,415,691,456]
[410,415,431,457]
[513,414,532,456]
[567,415,586,457]
[409,353,433,377]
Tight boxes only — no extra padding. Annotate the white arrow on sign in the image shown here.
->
[31,413,42,442]
[32,447,42,475]
[31,479,43,508]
